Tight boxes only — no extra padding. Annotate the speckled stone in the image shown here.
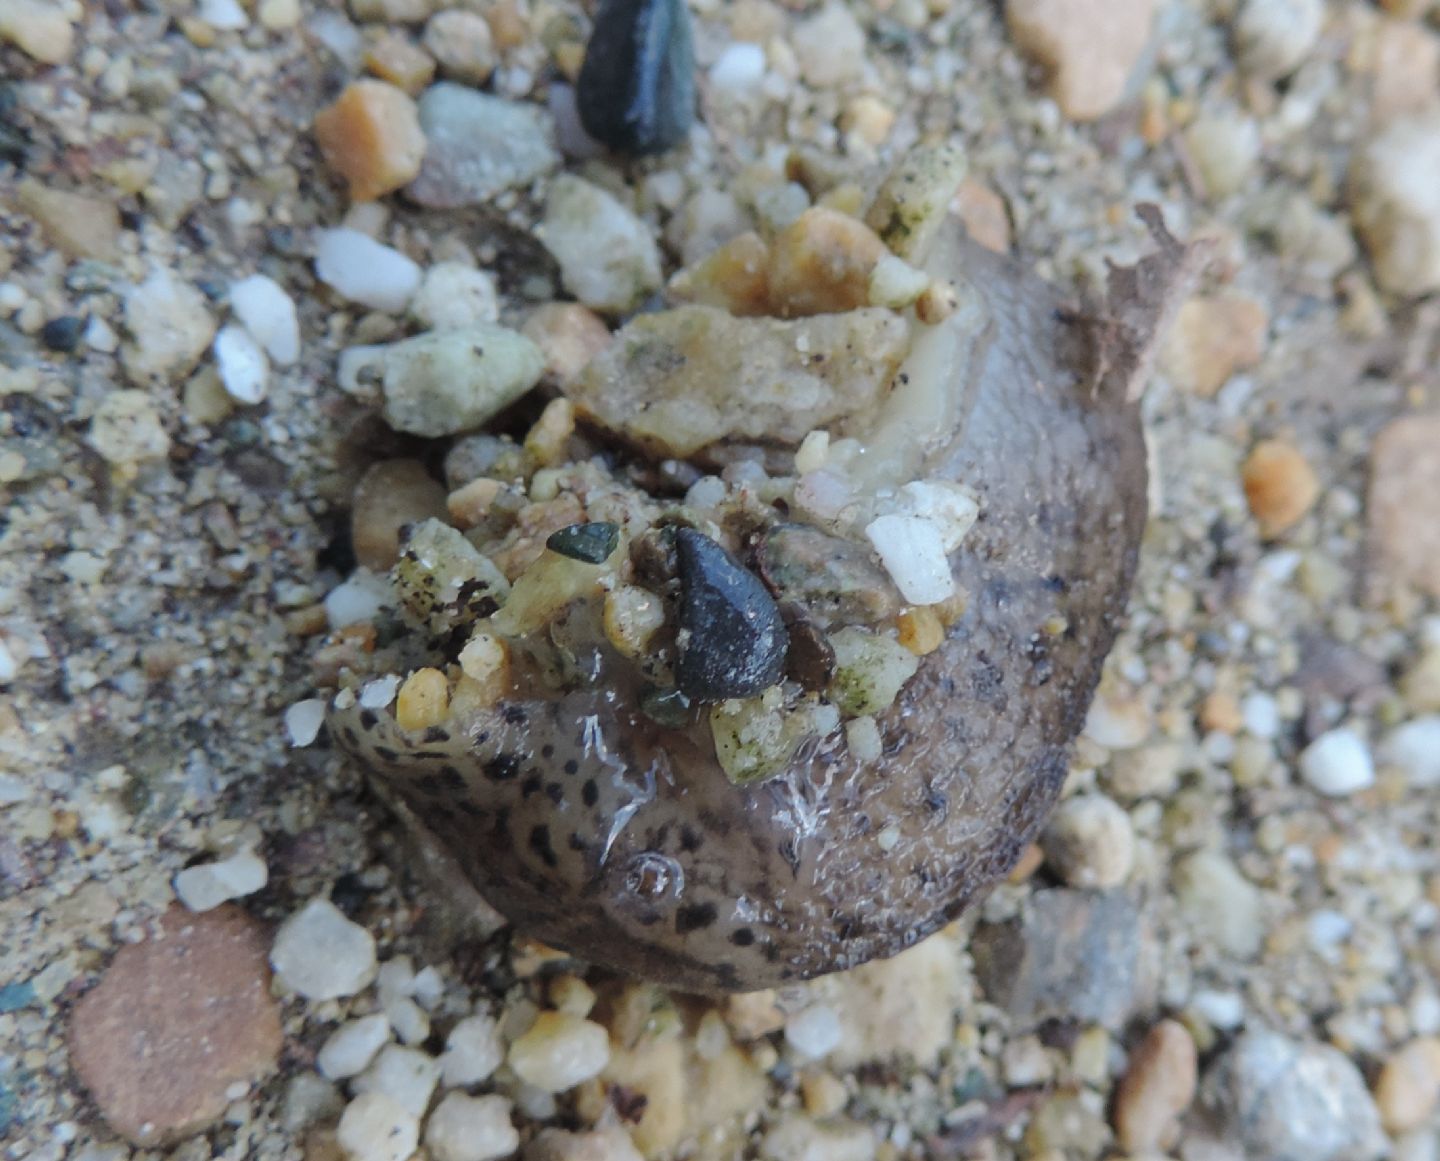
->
[68,905,282,1147]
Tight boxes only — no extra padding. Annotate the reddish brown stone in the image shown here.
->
[69,904,282,1147]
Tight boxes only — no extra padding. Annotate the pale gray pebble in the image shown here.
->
[1198,1026,1386,1161]
[408,83,560,209]
[270,897,378,1000]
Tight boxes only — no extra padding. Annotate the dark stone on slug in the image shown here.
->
[547,521,620,563]
[577,0,695,156]
[673,529,788,702]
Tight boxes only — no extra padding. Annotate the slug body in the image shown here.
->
[331,215,1175,994]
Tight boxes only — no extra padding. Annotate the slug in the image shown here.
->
[328,167,1192,994]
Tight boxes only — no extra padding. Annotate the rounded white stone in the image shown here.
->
[507,1011,611,1093]
[424,1093,519,1161]
[864,514,954,606]
[173,850,268,912]
[784,1004,842,1060]
[410,262,499,331]
[353,1044,442,1119]
[1298,728,1376,797]
[214,324,269,404]
[314,228,421,314]
[1380,717,1440,788]
[318,1013,392,1081]
[284,699,326,748]
[230,274,300,366]
[440,1012,505,1088]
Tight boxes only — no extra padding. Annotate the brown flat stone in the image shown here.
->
[69,904,283,1148]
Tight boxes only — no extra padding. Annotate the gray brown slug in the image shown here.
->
[328,187,1191,994]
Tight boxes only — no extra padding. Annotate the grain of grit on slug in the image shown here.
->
[330,170,1195,992]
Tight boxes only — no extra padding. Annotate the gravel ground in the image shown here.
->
[2,1,1439,1160]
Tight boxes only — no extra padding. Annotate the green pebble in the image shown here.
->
[546,522,620,564]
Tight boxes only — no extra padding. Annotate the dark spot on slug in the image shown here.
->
[529,825,558,868]
[484,754,521,782]
[675,901,717,934]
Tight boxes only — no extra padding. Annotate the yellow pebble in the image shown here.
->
[447,477,505,528]
[458,631,507,684]
[395,667,451,731]
[524,397,577,468]
[896,606,945,655]
[603,587,667,659]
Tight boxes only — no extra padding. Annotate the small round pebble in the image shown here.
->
[507,1011,611,1093]
[1113,1019,1198,1152]
[318,1013,392,1081]
[424,1092,519,1161]
[784,1004,842,1060]
[1350,112,1440,297]
[314,228,422,314]
[213,324,270,405]
[336,1092,419,1161]
[422,9,495,84]
[1041,793,1135,889]
[440,1012,505,1087]
[1298,728,1376,797]
[40,314,85,353]
[173,850,268,912]
[270,897,378,1001]
[230,274,300,366]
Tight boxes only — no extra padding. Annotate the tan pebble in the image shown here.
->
[1242,439,1319,539]
[313,80,426,202]
[600,1032,687,1155]
[842,95,896,146]
[69,905,282,1147]
[182,366,236,426]
[896,606,945,656]
[953,179,1011,253]
[800,1070,848,1117]
[179,14,216,46]
[522,303,613,387]
[668,232,773,317]
[1401,646,1440,713]
[395,668,451,731]
[1006,0,1156,122]
[1375,1038,1440,1133]
[0,0,74,63]
[485,0,529,50]
[768,207,888,317]
[816,182,867,217]
[1007,841,1045,884]
[915,280,959,324]
[1199,690,1243,734]
[524,397,577,467]
[423,9,495,84]
[725,990,786,1040]
[17,179,122,262]
[284,604,330,638]
[1161,293,1268,397]
[457,631,508,689]
[508,1011,611,1093]
[447,477,505,528]
[1369,413,1440,599]
[351,459,448,571]
[1113,1020,1198,1152]
[364,30,436,94]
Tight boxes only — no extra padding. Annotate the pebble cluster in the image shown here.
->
[1,0,1439,1159]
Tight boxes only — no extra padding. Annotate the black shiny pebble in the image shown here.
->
[673,529,788,702]
[40,315,85,353]
[547,522,621,564]
[577,0,695,156]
